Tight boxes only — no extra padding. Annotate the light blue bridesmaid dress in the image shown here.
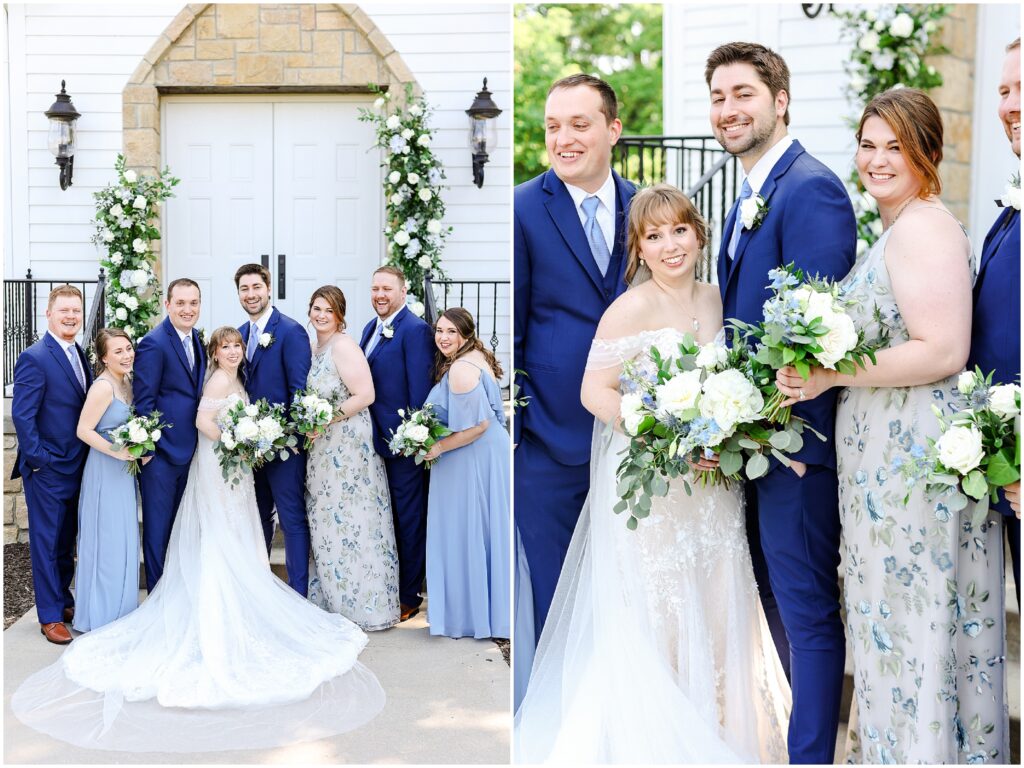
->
[73,384,140,632]
[424,360,510,639]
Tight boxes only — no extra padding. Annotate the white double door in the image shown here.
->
[163,97,381,334]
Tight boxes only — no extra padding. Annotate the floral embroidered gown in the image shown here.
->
[836,220,1009,763]
[304,345,400,631]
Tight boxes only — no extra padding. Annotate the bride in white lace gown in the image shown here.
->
[514,185,790,763]
[12,327,383,753]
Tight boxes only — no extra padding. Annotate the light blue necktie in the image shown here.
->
[246,322,259,361]
[365,321,385,356]
[66,345,86,392]
[183,334,195,371]
[581,196,611,276]
[728,179,753,260]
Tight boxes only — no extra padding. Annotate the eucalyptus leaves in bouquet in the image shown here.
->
[214,398,298,486]
[834,4,950,249]
[358,84,452,305]
[91,154,179,340]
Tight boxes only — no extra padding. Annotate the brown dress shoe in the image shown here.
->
[399,603,420,622]
[40,622,72,645]
[62,607,75,623]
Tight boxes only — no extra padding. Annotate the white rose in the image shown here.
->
[418,188,432,202]
[936,425,985,475]
[924,20,937,33]
[871,51,896,72]
[1002,184,1022,211]
[865,9,877,21]
[394,230,411,246]
[619,392,646,435]
[133,195,147,211]
[849,73,867,93]
[131,269,149,287]
[889,13,914,38]
[132,238,148,254]
[700,369,764,433]
[244,404,259,418]
[858,31,881,53]
[150,428,162,442]
[401,128,414,140]
[373,97,385,109]
[124,326,135,338]
[110,204,124,218]
[406,423,430,444]
[739,196,760,229]
[407,172,420,185]
[128,425,148,444]
[300,395,317,408]
[655,369,704,419]
[873,19,886,32]
[390,193,404,206]
[256,417,283,441]
[102,229,115,243]
[117,291,131,306]
[115,307,128,321]
[957,371,978,395]
[792,286,813,311]
[802,289,835,324]
[427,219,442,234]
[989,384,1020,420]
[401,146,410,155]
[234,418,259,442]
[417,134,431,147]
[408,104,422,116]
[695,343,729,372]
[258,332,272,347]
[385,115,401,130]
[110,252,123,265]
[123,170,137,184]
[222,432,237,450]
[388,171,402,185]
[125,296,139,311]
[315,403,333,420]
[813,310,859,369]
[417,255,432,268]
[408,300,425,317]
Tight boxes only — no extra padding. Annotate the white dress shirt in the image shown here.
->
[741,134,794,196]
[565,171,617,254]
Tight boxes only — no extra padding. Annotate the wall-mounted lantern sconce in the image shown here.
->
[466,78,502,189]
[44,80,80,190]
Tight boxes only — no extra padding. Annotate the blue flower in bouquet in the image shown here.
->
[767,266,800,292]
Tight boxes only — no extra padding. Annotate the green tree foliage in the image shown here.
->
[514,4,663,184]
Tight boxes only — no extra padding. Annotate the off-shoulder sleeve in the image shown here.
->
[447,386,496,432]
[585,336,653,371]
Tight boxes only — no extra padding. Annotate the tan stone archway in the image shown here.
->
[122,3,418,200]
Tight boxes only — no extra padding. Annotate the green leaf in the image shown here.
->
[651,473,669,497]
[770,448,792,466]
[746,452,770,480]
[626,516,638,531]
[987,449,1020,487]
[768,431,791,450]
[719,449,742,477]
[737,438,760,450]
[962,470,988,501]
[793,359,811,380]
[782,347,796,365]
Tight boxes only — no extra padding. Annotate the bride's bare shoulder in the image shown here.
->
[202,369,235,399]
[595,284,657,340]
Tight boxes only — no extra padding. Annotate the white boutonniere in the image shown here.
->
[259,332,274,348]
[1000,173,1021,211]
[381,325,395,340]
[740,194,769,231]
[196,327,207,346]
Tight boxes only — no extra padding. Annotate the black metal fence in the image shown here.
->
[3,270,107,388]
[615,135,741,283]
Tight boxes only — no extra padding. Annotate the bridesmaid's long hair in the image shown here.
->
[433,308,503,383]
[624,184,710,286]
[92,327,132,376]
[206,326,245,384]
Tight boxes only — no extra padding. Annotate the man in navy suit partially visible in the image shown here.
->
[969,36,1021,605]
[134,277,206,593]
[11,285,92,644]
[707,42,856,763]
[360,265,435,621]
[513,73,636,652]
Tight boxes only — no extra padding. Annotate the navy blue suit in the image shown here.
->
[360,305,435,609]
[135,317,206,592]
[11,333,92,624]
[240,307,312,595]
[513,168,636,641]
[968,203,1020,604]
[718,140,856,763]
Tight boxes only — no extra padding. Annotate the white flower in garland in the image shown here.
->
[374,97,386,109]
[102,229,115,242]
[889,13,914,38]
[110,252,123,265]
[408,104,422,117]
[386,115,401,130]
[388,170,401,184]
[390,192,404,206]
[110,203,124,218]
[418,188,433,202]
[132,238,148,254]
[115,307,128,321]
[427,219,442,235]
[123,170,137,183]
[394,230,411,246]
[858,30,880,53]
[417,134,431,147]
[133,195,147,210]
[407,172,420,185]
[418,255,433,268]
[401,128,414,140]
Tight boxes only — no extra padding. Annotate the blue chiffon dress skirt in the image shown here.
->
[424,367,510,639]
[72,396,140,632]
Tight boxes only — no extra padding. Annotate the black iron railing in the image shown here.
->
[423,273,510,386]
[615,135,741,283]
[3,269,106,388]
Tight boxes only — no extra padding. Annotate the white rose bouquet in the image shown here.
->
[900,368,1021,518]
[214,398,298,485]
[289,387,338,450]
[108,410,171,476]
[730,262,886,424]
[615,333,818,530]
[388,404,452,468]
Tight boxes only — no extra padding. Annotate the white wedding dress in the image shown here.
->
[514,329,791,764]
[11,393,384,753]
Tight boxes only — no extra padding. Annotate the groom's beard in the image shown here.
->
[714,117,776,158]
[242,296,269,319]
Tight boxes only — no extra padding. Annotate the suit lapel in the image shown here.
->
[191,329,206,387]
[542,170,606,295]
[164,318,194,380]
[368,307,405,365]
[359,318,375,351]
[978,208,1016,282]
[44,334,86,399]
[249,308,280,374]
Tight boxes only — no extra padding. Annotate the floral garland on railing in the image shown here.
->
[358,84,452,308]
[91,154,179,340]
[834,4,950,253]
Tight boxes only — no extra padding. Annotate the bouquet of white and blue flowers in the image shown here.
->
[900,368,1020,520]
[615,332,817,530]
[109,410,171,476]
[214,399,298,485]
[388,404,452,467]
[289,388,338,450]
[731,263,885,423]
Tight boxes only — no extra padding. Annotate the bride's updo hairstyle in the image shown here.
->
[624,183,709,286]
[206,325,244,381]
[434,307,503,383]
[92,327,132,375]
[857,88,943,199]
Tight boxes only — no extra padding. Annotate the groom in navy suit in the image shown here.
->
[969,36,1020,604]
[135,278,206,592]
[11,285,92,644]
[236,263,312,596]
[514,73,636,644]
[707,43,855,763]
[360,266,435,619]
